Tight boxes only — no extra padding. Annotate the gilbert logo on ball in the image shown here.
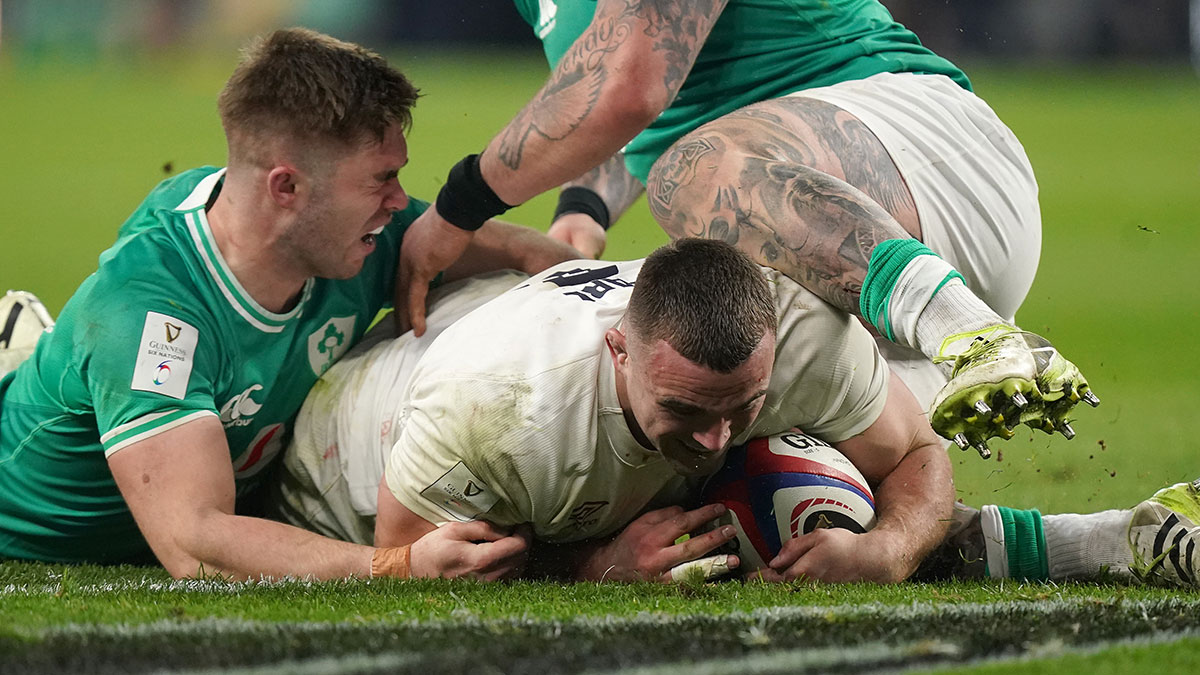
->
[701,431,876,572]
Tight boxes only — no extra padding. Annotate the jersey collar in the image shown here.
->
[177,168,313,334]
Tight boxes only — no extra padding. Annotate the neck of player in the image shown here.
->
[206,187,307,314]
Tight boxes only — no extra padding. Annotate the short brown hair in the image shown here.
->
[627,239,777,372]
[218,28,419,165]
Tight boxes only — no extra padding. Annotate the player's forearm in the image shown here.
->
[164,512,375,581]
[443,219,580,282]
[562,153,646,226]
[478,75,655,207]
[867,443,955,582]
[479,0,726,206]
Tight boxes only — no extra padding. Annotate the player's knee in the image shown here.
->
[647,133,745,231]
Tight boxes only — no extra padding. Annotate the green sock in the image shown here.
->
[859,238,962,344]
[997,506,1049,581]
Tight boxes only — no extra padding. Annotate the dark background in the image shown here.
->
[2,0,1196,63]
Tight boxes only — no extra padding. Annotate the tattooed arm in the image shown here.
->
[397,0,726,336]
[480,0,728,205]
[564,152,646,222]
[548,153,646,257]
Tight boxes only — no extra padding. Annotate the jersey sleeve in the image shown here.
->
[78,276,224,456]
[384,373,536,528]
[753,270,890,443]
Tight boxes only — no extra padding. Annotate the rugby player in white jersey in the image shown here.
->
[276,238,954,582]
[269,237,1200,586]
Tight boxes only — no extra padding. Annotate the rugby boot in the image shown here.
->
[928,325,1097,459]
[1128,480,1200,587]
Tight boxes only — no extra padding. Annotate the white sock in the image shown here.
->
[912,280,1007,369]
[1042,510,1133,580]
[884,257,1005,361]
[979,505,1009,578]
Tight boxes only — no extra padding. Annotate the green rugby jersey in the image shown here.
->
[0,167,422,563]
[514,0,970,183]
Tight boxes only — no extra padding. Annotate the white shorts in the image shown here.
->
[791,72,1043,410]
[270,270,529,544]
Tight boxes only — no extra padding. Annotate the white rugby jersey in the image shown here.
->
[384,258,889,543]
[273,270,529,544]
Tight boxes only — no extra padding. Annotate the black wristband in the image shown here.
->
[435,153,513,232]
[553,186,612,231]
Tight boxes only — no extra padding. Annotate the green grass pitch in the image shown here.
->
[2,46,1200,672]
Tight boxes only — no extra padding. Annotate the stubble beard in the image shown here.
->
[285,195,359,280]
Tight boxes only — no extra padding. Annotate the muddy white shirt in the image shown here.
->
[384,258,888,543]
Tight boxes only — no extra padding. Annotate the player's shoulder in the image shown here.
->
[763,264,880,382]
[72,172,223,331]
[418,258,643,374]
[95,167,222,270]
[505,257,643,319]
[115,167,224,235]
[90,225,199,301]
[66,258,215,358]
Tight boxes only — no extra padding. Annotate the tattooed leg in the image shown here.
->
[648,98,1096,456]
[646,97,919,316]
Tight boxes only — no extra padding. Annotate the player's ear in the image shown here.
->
[267,165,300,208]
[605,327,629,370]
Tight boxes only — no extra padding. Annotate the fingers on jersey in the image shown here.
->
[468,533,530,581]
[409,520,530,581]
[547,214,607,259]
[441,519,522,543]
[394,208,475,337]
[402,270,429,337]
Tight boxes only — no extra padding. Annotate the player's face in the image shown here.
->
[620,333,774,477]
[288,125,410,279]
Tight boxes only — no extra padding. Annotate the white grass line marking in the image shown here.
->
[9,596,1200,638]
[149,653,425,675]
[578,630,1200,675]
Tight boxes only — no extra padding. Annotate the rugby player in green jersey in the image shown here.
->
[393,0,1098,460]
[0,28,577,580]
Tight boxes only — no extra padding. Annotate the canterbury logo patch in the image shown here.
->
[219,384,264,427]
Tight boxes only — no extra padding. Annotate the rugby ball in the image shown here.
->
[701,431,876,572]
